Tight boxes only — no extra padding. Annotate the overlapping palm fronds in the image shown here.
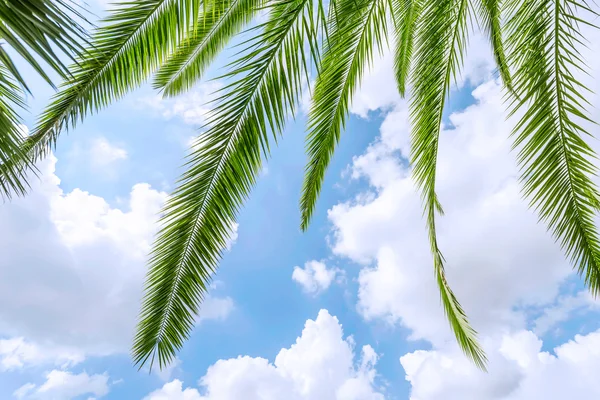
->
[0,0,89,197]
[2,0,600,372]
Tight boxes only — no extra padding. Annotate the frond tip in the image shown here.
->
[409,0,486,369]
[300,0,389,231]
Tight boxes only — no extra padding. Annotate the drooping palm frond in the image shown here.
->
[410,0,486,370]
[0,0,90,198]
[0,0,89,89]
[0,65,28,198]
[506,0,600,292]
[392,0,420,96]
[474,0,512,90]
[154,0,261,96]
[299,0,389,230]
[0,0,201,199]
[132,0,319,370]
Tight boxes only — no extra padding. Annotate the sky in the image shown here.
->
[3,1,600,399]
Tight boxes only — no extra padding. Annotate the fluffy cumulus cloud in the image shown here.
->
[0,154,235,364]
[144,310,384,400]
[292,260,341,295]
[401,328,600,400]
[14,370,110,400]
[322,6,600,399]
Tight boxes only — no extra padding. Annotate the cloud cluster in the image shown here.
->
[292,260,342,295]
[0,154,235,366]
[144,310,384,400]
[14,370,110,400]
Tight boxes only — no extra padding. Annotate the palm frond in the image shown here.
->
[299,0,389,231]
[0,0,90,88]
[154,0,261,97]
[0,65,29,199]
[410,0,486,369]
[506,0,600,293]
[132,0,318,370]
[474,0,512,90]
[392,0,420,96]
[0,0,200,199]
[0,0,90,198]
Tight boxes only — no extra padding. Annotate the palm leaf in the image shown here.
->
[0,0,90,198]
[154,0,261,96]
[0,0,201,199]
[392,0,420,96]
[506,0,600,293]
[410,0,486,369]
[299,0,389,230]
[474,0,512,90]
[0,0,90,88]
[132,0,318,370]
[0,65,29,198]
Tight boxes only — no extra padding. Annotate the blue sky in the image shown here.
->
[3,1,600,399]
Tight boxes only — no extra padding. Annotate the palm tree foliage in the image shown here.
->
[0,0,88,197]
[2,0,600,371]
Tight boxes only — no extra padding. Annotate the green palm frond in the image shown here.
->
[392,0,420,96]
[0,0,89,88]
[0,0,90,198]
[474,0,512,89]
[132,0,318,370]
[506,0,600,292]
[410,0,486,370]
[154,0,261,96]
[299,0,389,230]
[0,65,28,198]
[0,0,201,199]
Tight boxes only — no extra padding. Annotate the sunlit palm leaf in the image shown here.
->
[410,0,486,370]
[0,0,89,198]
[133,0,318,369]
[0,0,201,199]
[392,0,420,96]
[0,0,89,88]
[154,0,261,96]
[300,0,389,230]
[0,65,28,198]
[474,0,512,90]
[506,0,600,293]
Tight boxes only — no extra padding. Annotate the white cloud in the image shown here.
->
[0,154,235,361]
[292,260,341,295]
[143,380,202,400]
[0,337,83,371]
[401,328,600,400]
[349,51,399,118]
[533,291,600,336]
[15,370,110,400]
[88,137,127,168]
[137,82,222,126]
[144,310,384,400]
